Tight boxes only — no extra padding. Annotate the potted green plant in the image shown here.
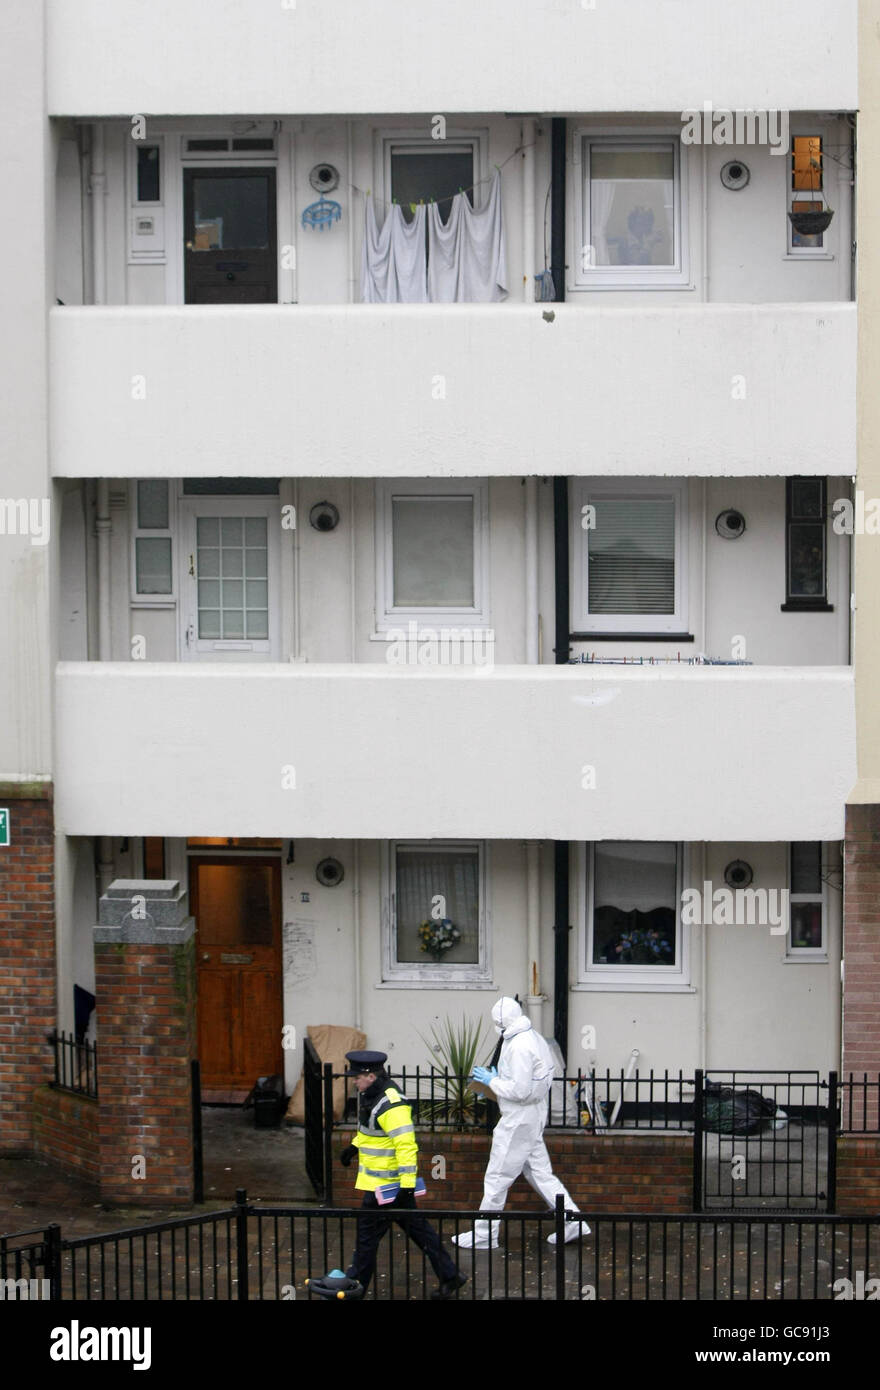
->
[417,1015,492,1127]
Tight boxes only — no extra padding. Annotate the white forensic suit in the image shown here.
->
[453,997,589,1249]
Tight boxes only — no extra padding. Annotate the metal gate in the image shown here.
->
[695,1070,836,1212]
[303,1039,334,1202]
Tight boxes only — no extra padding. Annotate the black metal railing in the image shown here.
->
[3,1194,878,1301]
[838,1075,880,1133]
[326,1066,692,1134]
[46,1029,98,1098]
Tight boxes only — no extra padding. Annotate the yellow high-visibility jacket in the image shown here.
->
[352,1083,418,1192]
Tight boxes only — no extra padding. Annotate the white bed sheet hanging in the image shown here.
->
[427,168,508,303]
[360,196,428,303]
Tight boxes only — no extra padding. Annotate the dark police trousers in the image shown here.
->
[346,1191,457,1291]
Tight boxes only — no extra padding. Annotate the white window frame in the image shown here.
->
[570,478,689,634]
[381,840,492,987]
[786,132,830,258]
[575,842,692,991]
[177,494,281,659]
[374,478,490,633]
[130,479,176,608]
[377,127,488,223]
[785,842,829,961]
[572,130,690,290]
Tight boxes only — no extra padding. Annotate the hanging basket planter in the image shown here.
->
[788,208,834,236]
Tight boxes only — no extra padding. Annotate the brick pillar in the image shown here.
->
[0,786,55,1154]
[843,805,880,1127]
[94,879,196,1205]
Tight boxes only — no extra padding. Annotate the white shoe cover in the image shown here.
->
[546,1218,590,1244]
[452,1221,500,1250]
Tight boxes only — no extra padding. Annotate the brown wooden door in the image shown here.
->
[184,167,277,303]
[191,856,283,1092]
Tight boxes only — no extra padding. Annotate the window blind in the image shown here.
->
[588,496,675,614]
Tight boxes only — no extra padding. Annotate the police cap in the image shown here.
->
[344,1050,388,1075]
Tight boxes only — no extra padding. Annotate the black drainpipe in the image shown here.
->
[551,118,571,1060]
[550,117,566,302]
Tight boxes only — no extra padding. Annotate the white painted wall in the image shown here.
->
[59,831,842,1081]
[50,305,855,480]
[58,115,851,310]
[0,3,53,779]
[63,474,848,667]
[54,663,855,841]
[46,1,857,116]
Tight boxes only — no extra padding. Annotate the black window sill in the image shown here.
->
[780,602,834,612]
[569,632,695,643]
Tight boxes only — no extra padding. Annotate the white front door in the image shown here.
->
[179,497,280,660]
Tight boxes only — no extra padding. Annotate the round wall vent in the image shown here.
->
[309,163,340,194]
[715,509,746,539]
[724,859,754,889]
[309,502,340,532]
[720,160,750,191]
[316,857,345,887]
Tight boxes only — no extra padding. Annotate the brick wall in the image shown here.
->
[94,936,196,1205]
[0,788,56,1154]
[33,1085,99,1183]
[332,1129,693,1213]
[836,1136,880,1215]
[843,805,880,1127]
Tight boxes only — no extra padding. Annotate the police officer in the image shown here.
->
[341,1051,466,1300]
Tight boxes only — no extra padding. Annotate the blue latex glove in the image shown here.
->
[472,1066,497,1086]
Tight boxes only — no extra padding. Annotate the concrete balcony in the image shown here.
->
[49,304,855,480]
[47,0,856,116]
[55,662,855,840]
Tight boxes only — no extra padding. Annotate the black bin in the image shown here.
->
[250,1074,286,1128]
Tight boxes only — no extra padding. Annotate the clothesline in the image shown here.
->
[345,140,535,211]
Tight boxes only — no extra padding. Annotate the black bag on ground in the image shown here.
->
[702,1081,777,1135]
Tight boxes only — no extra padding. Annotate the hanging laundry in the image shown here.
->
[427,168,508,303]
[360,196,428,303]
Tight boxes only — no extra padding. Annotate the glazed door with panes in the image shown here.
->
[179,498,279,660]
[191,857,283,1093]
[183,167,277,303]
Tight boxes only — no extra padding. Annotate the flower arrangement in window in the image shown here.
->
[418,918,461,962]
[614,925,673,964]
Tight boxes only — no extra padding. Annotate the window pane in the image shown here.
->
[588,497,675,614]
[395,846,480,964]
[197,513,269,641]
[592,842,677,966]
[135,537,172,594]
[791,842,821,894]
[790,479,823,519]
[590,147,674,267]
[391,148,474,225]
[136,145,161,203]
[191,174,270,250]
[788,523,825,597]
[392,497,475,607]
[790,901,823,949]
[137,479,169,530]
[792,136,822,192]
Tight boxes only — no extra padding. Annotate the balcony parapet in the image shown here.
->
[55,661,855,840]
[50,304,855,479]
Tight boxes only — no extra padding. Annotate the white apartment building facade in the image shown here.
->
[1,1,869,1199]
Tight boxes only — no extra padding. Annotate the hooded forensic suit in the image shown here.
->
[455,997,588,1248]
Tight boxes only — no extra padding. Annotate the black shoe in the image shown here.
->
[430,1272,468,1301]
